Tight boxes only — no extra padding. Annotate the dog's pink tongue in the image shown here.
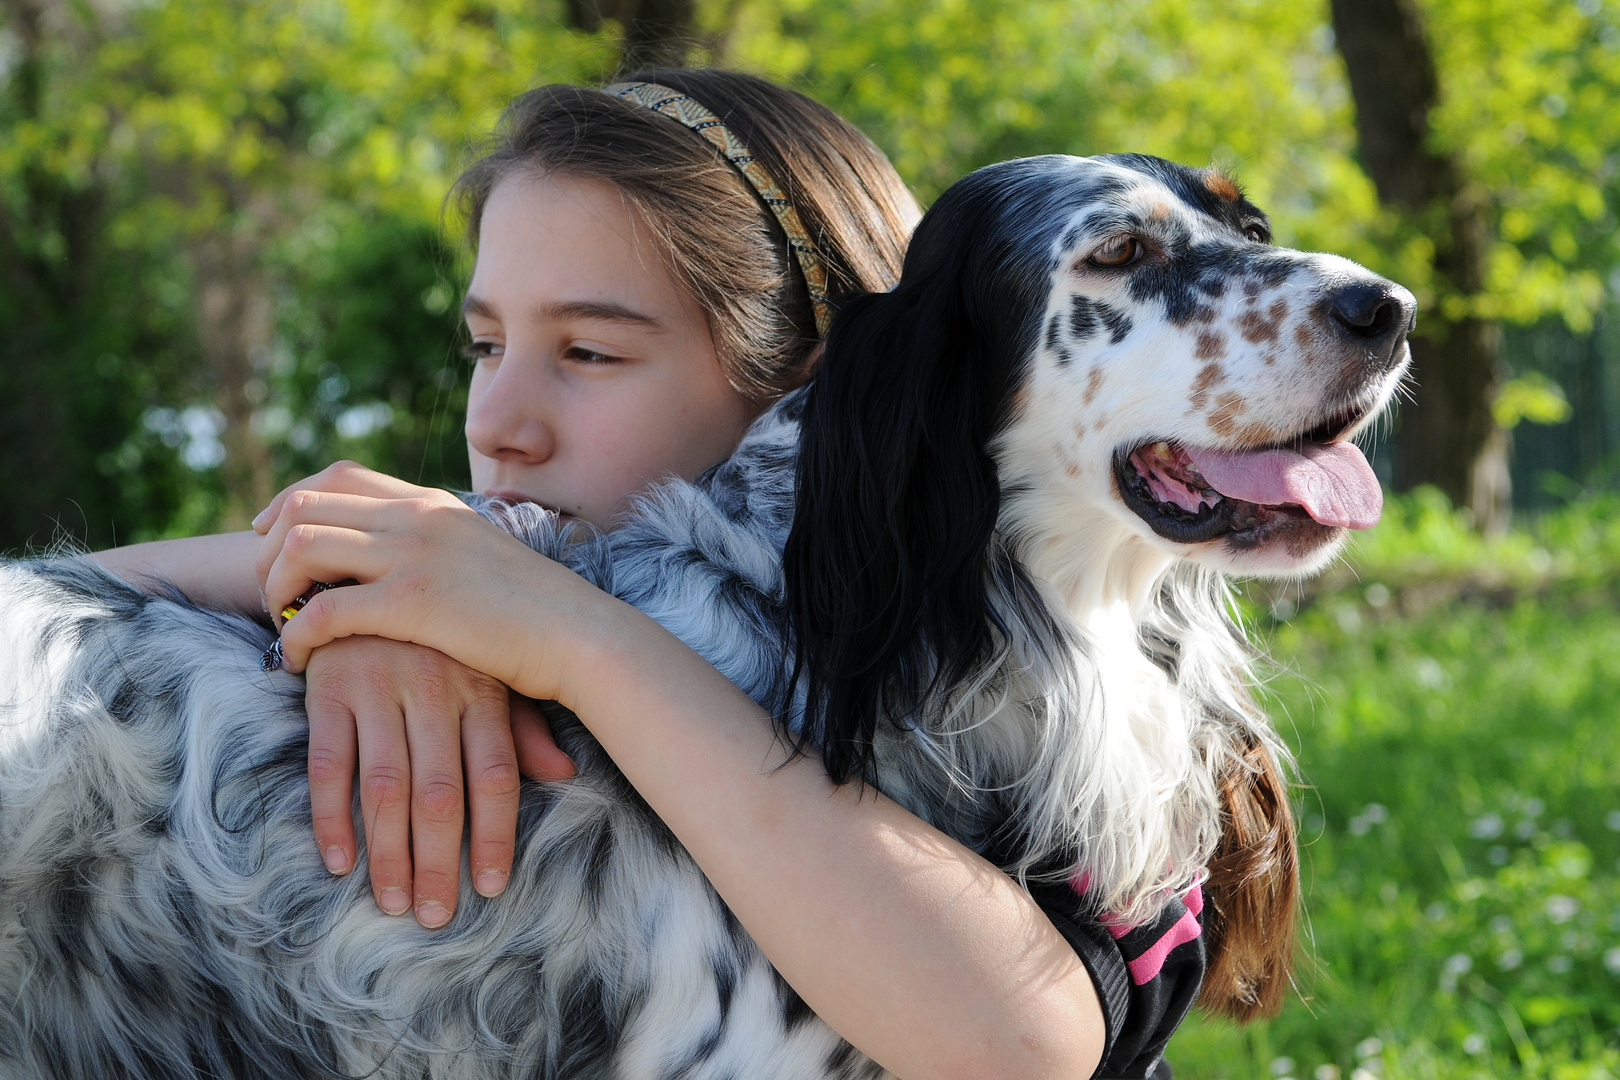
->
[1184,442,1383,529]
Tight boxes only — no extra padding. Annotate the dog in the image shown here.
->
[0,153,1412,1079]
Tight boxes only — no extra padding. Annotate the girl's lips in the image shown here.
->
[486,490,540,506]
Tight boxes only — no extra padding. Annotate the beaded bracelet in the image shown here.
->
[260,581,341,671]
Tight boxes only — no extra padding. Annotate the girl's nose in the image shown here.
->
[465,354,556,465]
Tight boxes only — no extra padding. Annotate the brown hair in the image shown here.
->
[1200,733,1299,1020]
[452,69,921,400]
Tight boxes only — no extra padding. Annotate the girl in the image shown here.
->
[93,70,1260,1079]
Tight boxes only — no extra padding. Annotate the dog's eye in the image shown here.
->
[1244,224,1270,244]
[1088,237,1142,269]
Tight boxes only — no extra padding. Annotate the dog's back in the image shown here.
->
[0,405,879,1079]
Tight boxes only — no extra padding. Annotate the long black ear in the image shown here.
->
[783,164,1057,783]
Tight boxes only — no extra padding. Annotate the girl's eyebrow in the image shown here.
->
[537,300,662,327]
[459,293,660,329]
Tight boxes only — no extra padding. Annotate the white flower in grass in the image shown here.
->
[1603,947,1620,974]
[1461,1033,1487,1055]
[1271,1057,1294,1076]
[1349,804,1388,836]
[1413,657,1445,689]
[1545,895,1579,923]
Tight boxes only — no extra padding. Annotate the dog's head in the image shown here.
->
[1009,154,1412,578]
[785,153,1412,780]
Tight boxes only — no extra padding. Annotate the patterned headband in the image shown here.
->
[603,81,833,337]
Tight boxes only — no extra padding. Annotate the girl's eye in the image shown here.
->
[463,340,503,363]
[565,346,622,365]
[1087,237,1143,269]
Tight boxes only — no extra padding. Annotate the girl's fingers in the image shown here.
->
[460,687,522,898]
[511,694,578,781]
[304,658,361,877]
[255,490,396,594]
[252,461,420,535]
[354,700,416,918]
[276,585,394,673]
[262,525,391,628]
[401,679,468,929]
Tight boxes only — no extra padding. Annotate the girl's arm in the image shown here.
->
[259,466,1106,1080]
[88,531,265,615]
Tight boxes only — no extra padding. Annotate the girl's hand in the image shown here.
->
[252,461,591,702]
[303,637,576,928]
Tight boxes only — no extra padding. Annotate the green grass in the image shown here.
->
[1168,491,1620,1080]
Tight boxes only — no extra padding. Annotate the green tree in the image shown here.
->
[4,0,1616,554]
[1333,0,1617,531]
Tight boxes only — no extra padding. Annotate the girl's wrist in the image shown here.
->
[492,552,655,712]
[546,594,665,715]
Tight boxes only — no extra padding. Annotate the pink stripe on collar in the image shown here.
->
[1124,907,1202,985]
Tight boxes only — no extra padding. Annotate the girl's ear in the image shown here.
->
[783,252,1024,783]
[780,341,825,391]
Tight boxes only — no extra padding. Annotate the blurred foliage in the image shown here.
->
[0,0,619,545]
[728,0,1620,331]
[2,0,1619,547]
[1495,372,1574,430]
[1171,492,1620,1079]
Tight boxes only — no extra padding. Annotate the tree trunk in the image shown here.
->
[565,0,694,71]
[192,218,277,528]
[1331,0,1511,531]
[0,0,114,550]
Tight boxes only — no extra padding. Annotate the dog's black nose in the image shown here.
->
[1327,281,1417,344]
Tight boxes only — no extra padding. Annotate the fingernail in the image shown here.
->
[379,887,411,915]
[323,846,349,874]
[251,506,270,530]
[416,900,452,928]
[475,870,508,897]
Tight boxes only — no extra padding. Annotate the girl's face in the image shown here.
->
[463,173,761,529]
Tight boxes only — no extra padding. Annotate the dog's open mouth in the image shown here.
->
[1114,409,1382,548]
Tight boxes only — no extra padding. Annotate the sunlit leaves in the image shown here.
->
[723,0,1619,331]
